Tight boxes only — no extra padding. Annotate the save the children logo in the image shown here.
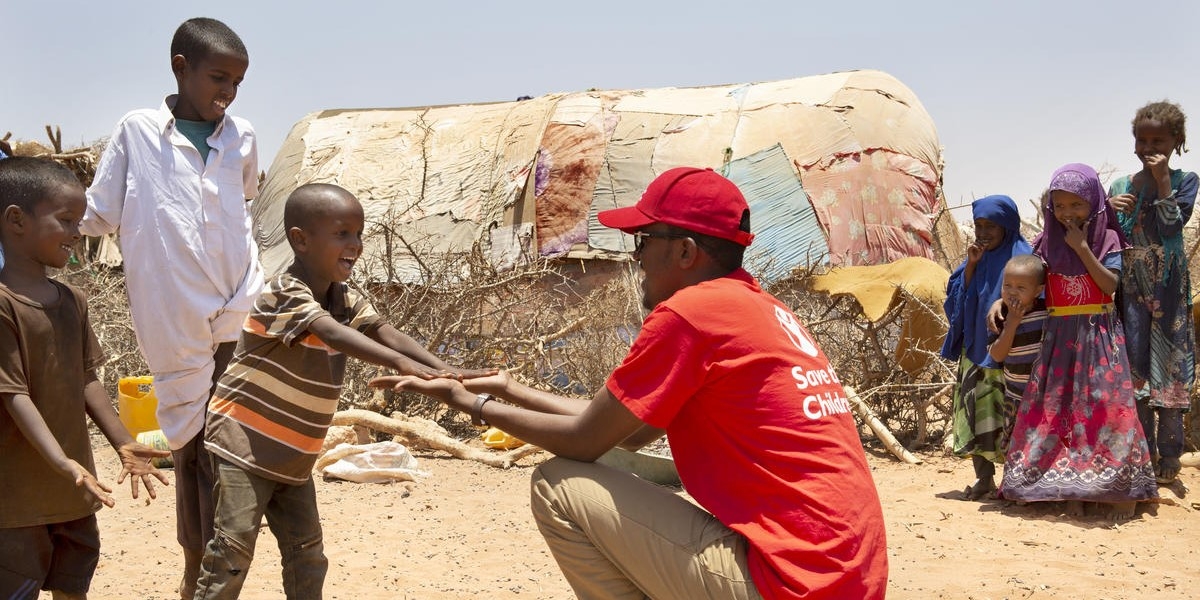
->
[774,306,819,357]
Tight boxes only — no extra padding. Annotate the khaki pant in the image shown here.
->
[530,457,762,600]
[193,457,327,600]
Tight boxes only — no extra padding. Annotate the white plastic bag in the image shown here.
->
[319,441,429,484]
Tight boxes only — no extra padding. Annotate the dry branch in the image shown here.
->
[845,386,921,464]
[330,409,543,469]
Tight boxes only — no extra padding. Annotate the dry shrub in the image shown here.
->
[7,126,103,187]
[60,201,953,448]
[764,265,953,450]
[341,233,645,437]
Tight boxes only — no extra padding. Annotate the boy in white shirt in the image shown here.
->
[81,17,261,600]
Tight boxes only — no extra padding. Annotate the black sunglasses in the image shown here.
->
[632,231,688,253]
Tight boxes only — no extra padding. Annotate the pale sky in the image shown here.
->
[5,1,1199,223]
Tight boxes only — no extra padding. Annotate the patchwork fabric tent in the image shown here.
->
[253,69,961,282]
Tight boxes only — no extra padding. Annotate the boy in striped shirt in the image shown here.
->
[983,254,1048,463]
[195,183,487,598]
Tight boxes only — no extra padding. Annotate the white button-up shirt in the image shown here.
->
[83,95,264,448]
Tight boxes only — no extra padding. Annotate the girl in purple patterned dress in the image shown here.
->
[1000,163,1157,520]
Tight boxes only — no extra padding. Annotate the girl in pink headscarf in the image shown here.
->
[1000,163,1157,521]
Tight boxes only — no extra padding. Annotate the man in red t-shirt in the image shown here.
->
[373,167,888,599]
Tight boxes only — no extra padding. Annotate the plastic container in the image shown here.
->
[118,376,159,438]
[480,427,525,450]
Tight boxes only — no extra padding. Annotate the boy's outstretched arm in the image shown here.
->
[368,324,496,380]
[2,391,116,507]
[308,316,453,379]
[82,374,170,500]
[373,370,587,415]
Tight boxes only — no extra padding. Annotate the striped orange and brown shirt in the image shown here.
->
[204,273,381,484]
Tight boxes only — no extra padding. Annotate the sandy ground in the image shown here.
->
[65,434,1200,600]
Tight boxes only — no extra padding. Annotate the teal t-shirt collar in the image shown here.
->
[174,118,217,163]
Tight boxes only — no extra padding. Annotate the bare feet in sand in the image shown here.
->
[1065,500,1086,517]
[963,477,996,501]
[1156,456,1181,485]
[1107,501,1137,522]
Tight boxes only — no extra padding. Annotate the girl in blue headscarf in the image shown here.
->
[940,195,1031,500]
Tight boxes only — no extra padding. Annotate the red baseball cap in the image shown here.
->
[597,167,755,247]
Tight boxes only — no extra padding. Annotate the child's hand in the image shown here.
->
[370,374,466,407]
[966,243,984,265]
[985,298,1005,334]
[449,367,500,381]
[115,442,171,500]
[1144,152,1171,183]
[394,356,455,380]
[1109,193,1136,214]
[1063,218,1088,253]
[1003,295,1028,322]
[459,371,511,397]
[66,460,115,508]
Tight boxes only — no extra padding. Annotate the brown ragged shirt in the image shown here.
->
[0,281,105,527]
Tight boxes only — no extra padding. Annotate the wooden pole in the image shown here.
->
[844,386,922,464]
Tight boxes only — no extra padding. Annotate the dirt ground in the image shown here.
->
[69,434,1200,600]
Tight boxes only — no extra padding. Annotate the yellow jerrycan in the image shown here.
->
[117,376,159,438]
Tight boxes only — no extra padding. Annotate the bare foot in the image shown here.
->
[1065,500,1086,517]
[1108,501,1137,522]
[965,477,996,501]
[1157,456,1181,485]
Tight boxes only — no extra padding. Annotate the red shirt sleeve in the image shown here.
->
[606,306,708,429]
